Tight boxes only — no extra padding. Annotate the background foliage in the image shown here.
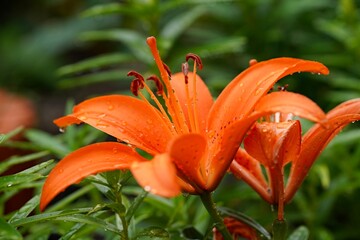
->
[1,0,360,239]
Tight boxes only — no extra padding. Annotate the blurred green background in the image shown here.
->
[1,0,360,239]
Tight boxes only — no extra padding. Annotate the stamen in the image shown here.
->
[127,70,145,82]
[147,75,164,96]
[128,71,175,134]
[146,36,189,134]
[186,53,203,70]
[182,62,189,84]
[163,63,172,78]
[130,79,142,96]
[182,62,195,132]
[185,53,203,132]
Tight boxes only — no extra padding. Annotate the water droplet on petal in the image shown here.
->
[79,116,87,121]
[107,103,114,110]
[255,88,264,96]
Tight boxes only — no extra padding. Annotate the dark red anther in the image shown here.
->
[128,71,145,96]
[130,79,141,96]
[147,75,164,96]
[185,53,203,70]
[182,62,189,84]
[127,71,145,82]
[162,62,172,77]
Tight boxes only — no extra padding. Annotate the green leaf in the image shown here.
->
[79,30,150,64]
[0,173,43,190]
[46,185,95,212]
[287,226,309,240]
[125,190,148,222]
[0,151,49,175]
[9,195,40,223]
[328,129,360,147]
[57,53,134,77]
[179,36,246,58]
[0,217,22,240]
[59,210,109,240]
[160,6,207,51]
[55,214,121,234]
[218,207,271,240]
[135,227,170,239]
[80,3,136,18]
[0,127,24,145]
[182,226,204,239]
[25,129,69,157]
[57,69,129,89]
[144,195,175,218]
[20,159,54,174]
[10,208,92,227]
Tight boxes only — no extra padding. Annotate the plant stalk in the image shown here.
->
[200,192,233,240]
[272,218,287,240]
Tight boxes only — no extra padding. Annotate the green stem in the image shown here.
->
[200,192,232,240]
[272,218,287,240]
[114,190,129,240]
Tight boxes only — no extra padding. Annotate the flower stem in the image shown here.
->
[200,192,232,240]
[272,218,287,240]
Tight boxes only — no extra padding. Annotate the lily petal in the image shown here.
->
[208,58,329,133]
[131,153,181,197]
[40,142,145,211]
[244,121,301,167]
[230,148,271,203]
[207,114,263,190]
[169,133,208,191]
[255,91,326,123]
[285,99,360,202]
[207,90,315,190]
[54,95,173,155]
[170,72,214,132]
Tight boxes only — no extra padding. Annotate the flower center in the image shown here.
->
[128,37,203,135]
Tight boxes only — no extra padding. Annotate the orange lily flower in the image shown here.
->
[39,36,329,211]
[213,217,259,240]
[230,93,360,220]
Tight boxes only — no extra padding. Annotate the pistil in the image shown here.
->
[146,37,189,134]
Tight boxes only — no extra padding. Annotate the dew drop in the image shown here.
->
[7,183,13,187]
[144,186,151,192]
[107,104,114,111]
[79,116,87,121]
[59,127,65,133]
[255,88,264,96]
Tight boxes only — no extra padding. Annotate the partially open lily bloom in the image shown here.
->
[230,92,360,220]
[39,36,330,211]
[213,217,259,240]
